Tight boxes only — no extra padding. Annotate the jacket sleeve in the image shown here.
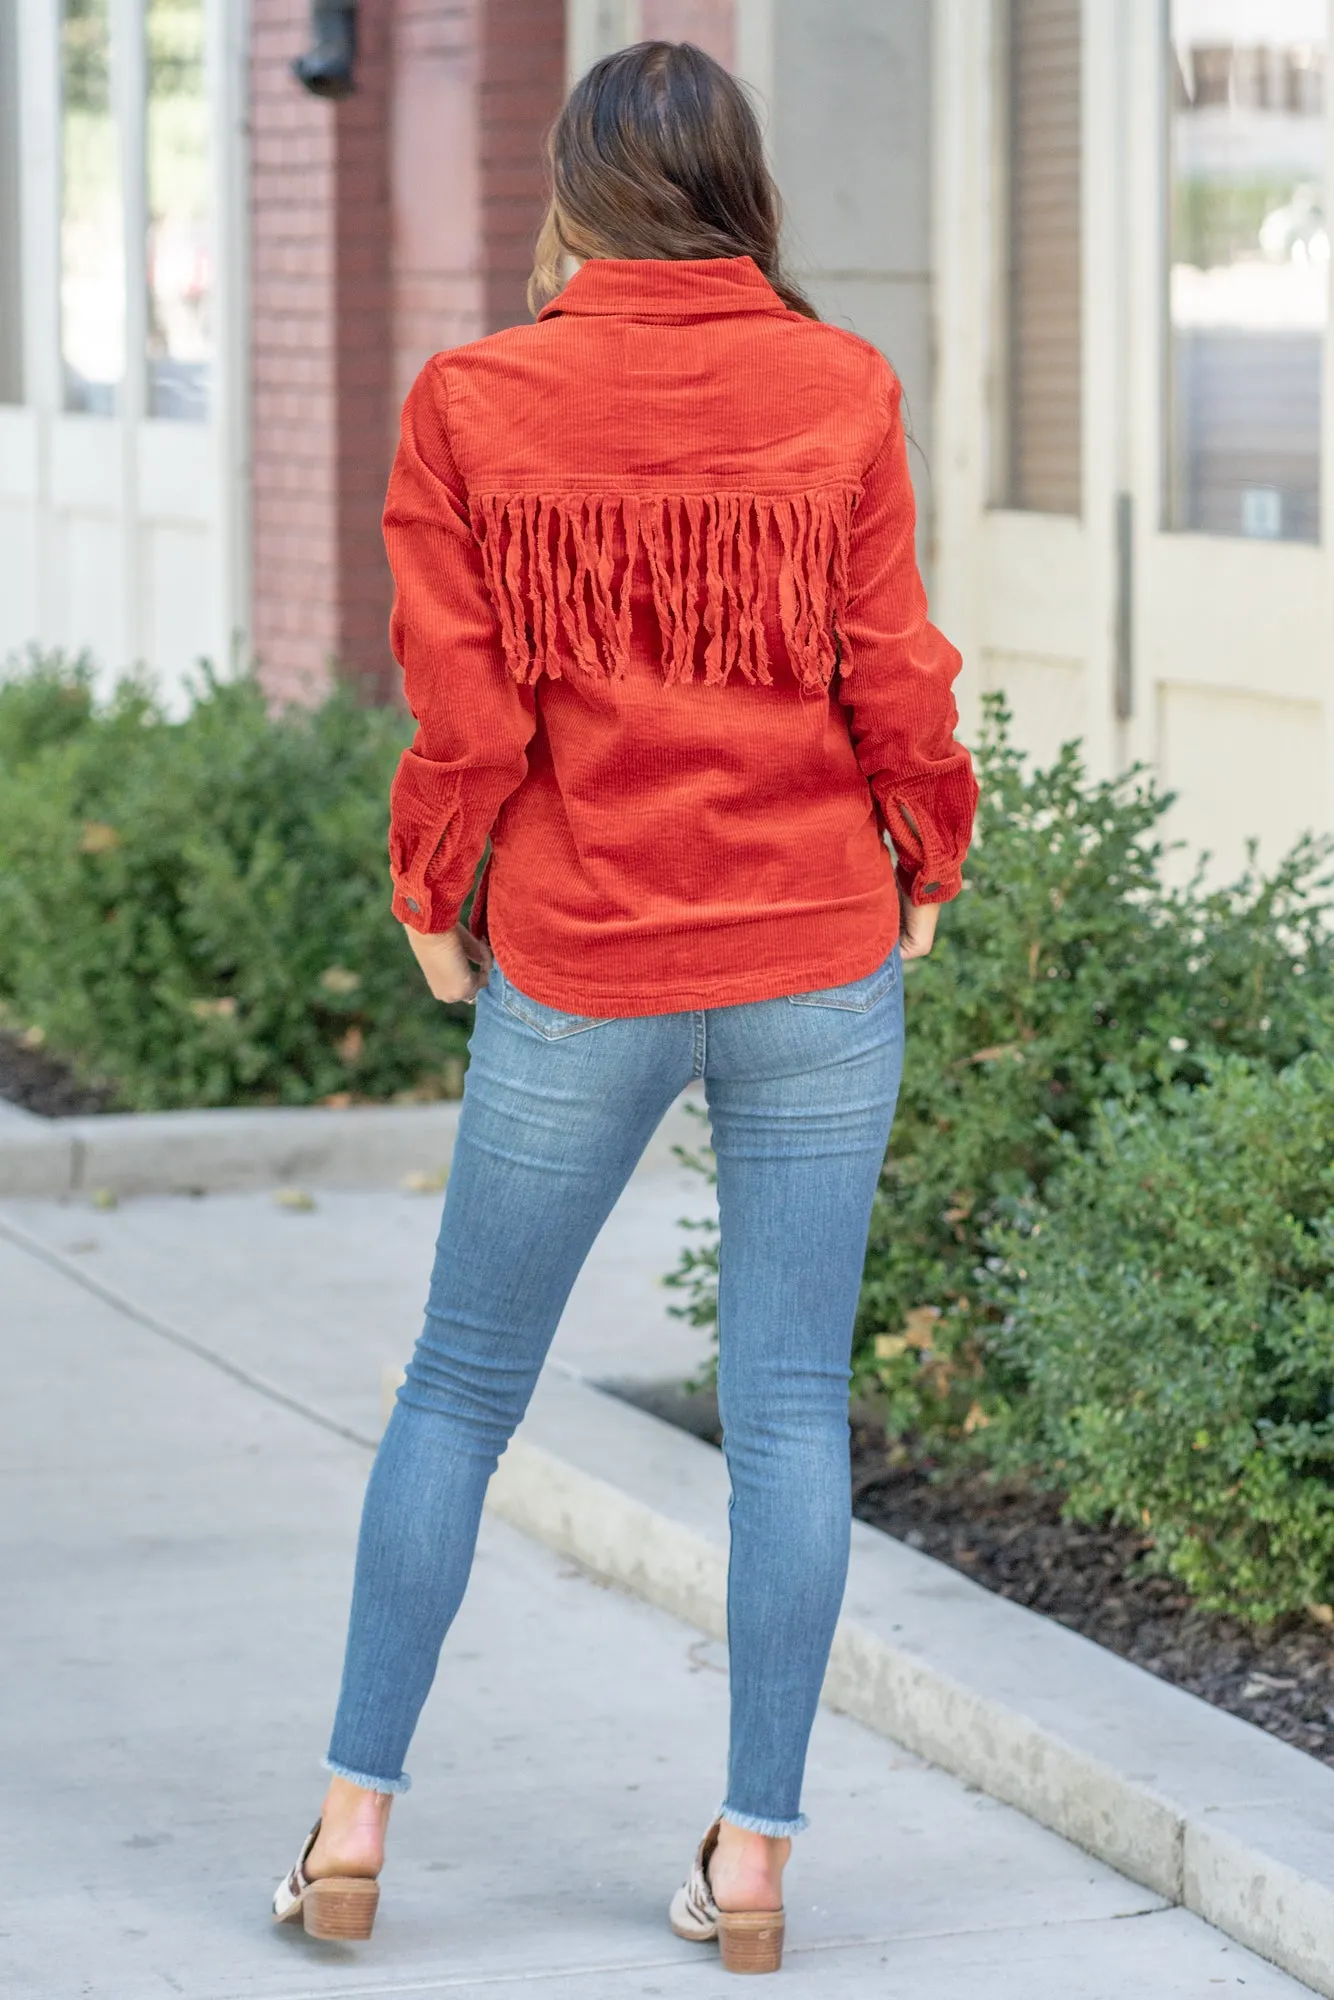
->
[383,358,537,934]
[838,368,978,906]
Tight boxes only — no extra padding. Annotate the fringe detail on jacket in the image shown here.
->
[470,489,856,693]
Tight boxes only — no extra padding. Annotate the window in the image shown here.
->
[60,0,124,414]
[146,0,211,419]
[0,0,22,403]
[1166,3,1327,543]
[58,0,214,421]
[995,0,1083,515]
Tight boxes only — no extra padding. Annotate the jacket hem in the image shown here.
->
[486,912,903,1019]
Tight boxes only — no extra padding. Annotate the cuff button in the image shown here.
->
[405,897,421,915]
[922,881,941,895]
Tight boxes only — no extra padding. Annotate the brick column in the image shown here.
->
[640,0,734,67]
[250,0,393,701]
[249,0,340,702]
[251,0,563,705]
[391,0,487,410]
[334,0,396,701]
[480,0,567,334]
[392,0,564,401]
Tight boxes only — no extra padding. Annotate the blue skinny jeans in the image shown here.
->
[326,946,904,1836]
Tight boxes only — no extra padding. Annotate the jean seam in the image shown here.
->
[691,1009,707,1078]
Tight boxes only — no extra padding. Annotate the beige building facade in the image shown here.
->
[561,0,1334,879]
[3,0,1330,880]
[933,0,1333,880]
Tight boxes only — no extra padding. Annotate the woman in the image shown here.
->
[273,39,976,1977]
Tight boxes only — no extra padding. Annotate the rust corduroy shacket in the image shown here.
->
[384,256,977,1016]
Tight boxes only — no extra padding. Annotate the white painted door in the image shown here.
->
[1121,0,1334,880]
[0,0,246,707]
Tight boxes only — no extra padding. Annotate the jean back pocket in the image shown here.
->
[787,950,900,1014]
[495,965,614,1041]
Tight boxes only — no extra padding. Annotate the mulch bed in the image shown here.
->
[849,1425,1334,1769]
[0,1032,115,1117]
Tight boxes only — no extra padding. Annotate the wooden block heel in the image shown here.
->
[718,1908,785,1975]
[273,1821,382,1941]
[668,1819,788,1974]
[301,1876,380,1941]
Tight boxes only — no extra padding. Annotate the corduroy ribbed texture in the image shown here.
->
[384,257,977,1016]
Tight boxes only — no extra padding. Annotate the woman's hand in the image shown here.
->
[897,886,939,962]
[404,922,494,1002]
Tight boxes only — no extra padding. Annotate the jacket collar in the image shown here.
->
[537,256,789,323]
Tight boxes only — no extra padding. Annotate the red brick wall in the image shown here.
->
[641,0,734,68]
[251,0,563,703]
[480,0,566,334]
[392,0,485,409]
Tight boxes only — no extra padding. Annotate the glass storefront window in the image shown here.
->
[145,0,211,420]
[60,0,124,414]
[1167,1,1328,543]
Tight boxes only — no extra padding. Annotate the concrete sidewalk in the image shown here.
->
[0,1167,1318,1997]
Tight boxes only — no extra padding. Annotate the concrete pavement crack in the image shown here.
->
[0,1208,379,1454]
[202,1904,1173,1999]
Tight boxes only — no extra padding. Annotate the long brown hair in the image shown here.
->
[528,41,817,320]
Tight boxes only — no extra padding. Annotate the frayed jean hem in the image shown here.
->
[720,1804,808,1838]
[322,1755,412,1796]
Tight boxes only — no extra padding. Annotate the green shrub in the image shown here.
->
[855,700,1334,1442]
[988,1052,1334,1623]
[667,698,1334,1452]
[0,654,470,1109]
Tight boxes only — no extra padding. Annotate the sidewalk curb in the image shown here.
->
[489,1370,1334,1998]
[0,1090,703,1199]
[0,1102,465,1199]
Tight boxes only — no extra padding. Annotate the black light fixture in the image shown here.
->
[292,0,357,98]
